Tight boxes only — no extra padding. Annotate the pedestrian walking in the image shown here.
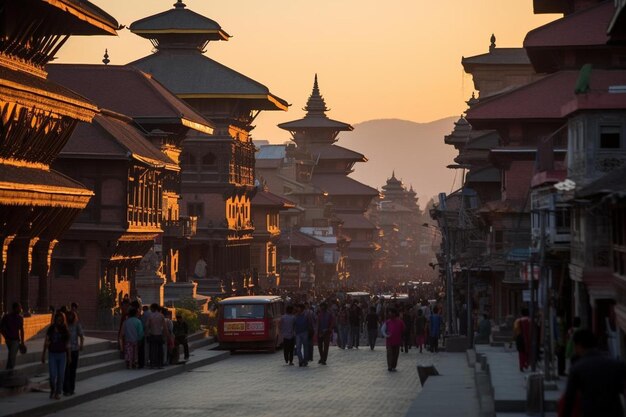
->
[41,312,70,400]
[513,308,531,372]
[0,302,25,370]
[294,304,312,367]
[402,307,414,353]
[337,305,349,349]
[348,301,362,349]
[121,308,143,369]
[304,302,315,361]
[280,305,296,365]
[565,316,581,368]
[382,308,405,372]
[561,329,626,417]
[173,313,190,362]
[316,302,335,365]
[146,303,169,369]
[366,306,379,350]
[428,307,442,353]
[414,309,427,353]
[63,311,84,395]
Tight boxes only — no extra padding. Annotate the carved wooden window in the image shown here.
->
[188,202,203,218]
[202,152,217,171]
[182,153,197,170]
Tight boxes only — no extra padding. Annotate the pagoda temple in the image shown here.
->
[277,76,380,285]
[0,0,118,313]
[46,64,215,324]
[128,0,288,294]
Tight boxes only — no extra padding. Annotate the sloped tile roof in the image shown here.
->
[524,1,613,48]
[61,111,177,170]
[337,213,377,230]
[130,52,288,111]
[47,64,213,132]
[311,174,379,197]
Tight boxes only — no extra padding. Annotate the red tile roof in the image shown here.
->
[311,174,379,197]
[337,213,377,230]
[251,190,296,208]
[461,48,530,71]
[466,69,626,127]
[524,1,613,49]
[61,110,178,170]
[47,64,213,133]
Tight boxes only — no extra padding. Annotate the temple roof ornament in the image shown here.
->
[466,92,479,108]
[102,49,110,65]
[490,33,496,52]
[304,74,330,116]
[174,0,186,9]
[278,74,353,132]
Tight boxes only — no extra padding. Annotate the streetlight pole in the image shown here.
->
[438,193,456,335]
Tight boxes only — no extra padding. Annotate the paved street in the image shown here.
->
[45,341,434,417]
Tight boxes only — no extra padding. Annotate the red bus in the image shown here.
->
[217,296,284,352]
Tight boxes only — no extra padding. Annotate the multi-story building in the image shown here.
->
[0,0,118,314]
[128,0,288,294]
[46,64,214,324]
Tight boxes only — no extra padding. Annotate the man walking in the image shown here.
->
[280,305,296,365]
[366,306,379,350]
[294,304,311,367]
[562,329,626,417]
[0,302,25,370]
[316,302,335,365]
[428,306,442,353]
[348,301,362,349]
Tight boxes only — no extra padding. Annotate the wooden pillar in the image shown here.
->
[0,235,15,314]
[35,239,57,313]
[8,237,39,314]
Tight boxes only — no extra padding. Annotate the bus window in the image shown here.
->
[223,304,265,319]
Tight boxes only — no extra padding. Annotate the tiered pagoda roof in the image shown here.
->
[251,190,296,209]
[128,1,287,112]
[444,117,472,149]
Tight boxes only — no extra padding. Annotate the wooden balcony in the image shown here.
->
[163,216,197,238]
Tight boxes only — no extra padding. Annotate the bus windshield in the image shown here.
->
[223,304,266,319]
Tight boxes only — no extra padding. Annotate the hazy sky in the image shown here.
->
[57,1,557,141]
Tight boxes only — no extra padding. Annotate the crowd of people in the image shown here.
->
[0,298,191,401]
[278,295,445,371]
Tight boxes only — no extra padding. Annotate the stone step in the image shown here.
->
[1,349,230,417]
[7,340,113,368]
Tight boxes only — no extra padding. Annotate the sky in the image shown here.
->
[57,1,557,141]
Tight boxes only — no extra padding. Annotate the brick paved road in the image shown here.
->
[46,341,438,417]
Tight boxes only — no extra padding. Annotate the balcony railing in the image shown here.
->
[163,216,197,238]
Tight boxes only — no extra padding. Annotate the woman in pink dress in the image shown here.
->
[382,308,405,372]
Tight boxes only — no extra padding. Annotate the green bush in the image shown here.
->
[175,307,200,333]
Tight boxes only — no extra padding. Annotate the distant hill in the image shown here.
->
[339,117,459,206]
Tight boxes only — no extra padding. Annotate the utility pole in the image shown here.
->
[438,193,456,335]
[539,208,556,387]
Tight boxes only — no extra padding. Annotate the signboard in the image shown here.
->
[522,290,531,302]
[520,263,540,281]
[280,258,301,288]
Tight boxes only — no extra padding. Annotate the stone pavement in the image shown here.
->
[0,347,228,417]
[44,341,427,417]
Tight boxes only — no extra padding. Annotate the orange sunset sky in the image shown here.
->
[57,1,558,141]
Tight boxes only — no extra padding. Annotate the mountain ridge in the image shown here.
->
[339,116,460,205]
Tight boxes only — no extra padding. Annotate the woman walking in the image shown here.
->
[63,311,84,396]
[42,312,70,400]
[382,308,405,372]
[280,305,296,365]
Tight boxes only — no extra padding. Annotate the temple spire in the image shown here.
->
[174,0,186,9]
[102,49,110,65]
[489,33,496,52]
[304,73,329,116]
